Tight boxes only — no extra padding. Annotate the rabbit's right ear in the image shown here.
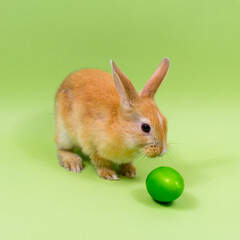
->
[111,60,138,109]
[140,58,170,98]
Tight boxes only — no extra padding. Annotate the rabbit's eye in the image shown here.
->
[141,123,151,133]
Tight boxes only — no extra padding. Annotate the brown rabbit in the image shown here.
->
[55,58,170,180]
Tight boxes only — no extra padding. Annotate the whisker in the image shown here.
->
[168,142,187,146]
[166,145,183,160]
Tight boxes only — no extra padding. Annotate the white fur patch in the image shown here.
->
[112,174,120,180]
[140,117,151,126]
[56,117,73,149]
[157,111,163,127]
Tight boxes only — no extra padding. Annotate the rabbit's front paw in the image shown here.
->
[58,150,83,173]
[97,168,119,180]
[120,163,136,178]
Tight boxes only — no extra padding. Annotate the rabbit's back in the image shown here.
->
[56,69,120,110]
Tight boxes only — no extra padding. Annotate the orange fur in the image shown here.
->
[119,163,136,178]
[55,59,170,180]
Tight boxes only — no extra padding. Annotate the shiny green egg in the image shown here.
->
[146,167,184,203]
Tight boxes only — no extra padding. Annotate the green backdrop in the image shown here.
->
[1,0,240,239]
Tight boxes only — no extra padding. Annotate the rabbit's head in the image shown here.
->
[111,58,170,158]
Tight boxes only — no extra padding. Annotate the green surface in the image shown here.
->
[1,0,240,239]
[146,167,184,202]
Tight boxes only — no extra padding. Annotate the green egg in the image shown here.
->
[146,167,184,203]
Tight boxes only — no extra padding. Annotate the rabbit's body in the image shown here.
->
[55,69,139,164]
[55,59,170,180]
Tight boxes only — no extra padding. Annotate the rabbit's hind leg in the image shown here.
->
[55,123,83,173]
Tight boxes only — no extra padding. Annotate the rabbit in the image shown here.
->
[55,58,170,180]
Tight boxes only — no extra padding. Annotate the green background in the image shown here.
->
[1,0,240,239]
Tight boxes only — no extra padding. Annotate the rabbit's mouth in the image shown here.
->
[142,145,162,158]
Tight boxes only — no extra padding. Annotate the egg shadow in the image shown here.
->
[131,188,200,210]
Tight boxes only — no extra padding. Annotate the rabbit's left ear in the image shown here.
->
[141,58,170,98]
[111,60,138,109]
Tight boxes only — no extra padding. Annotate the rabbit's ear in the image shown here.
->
[111,60,138,109]
[140,58,170,98]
